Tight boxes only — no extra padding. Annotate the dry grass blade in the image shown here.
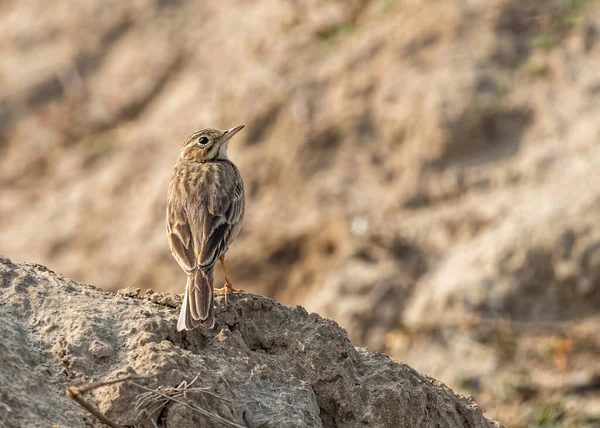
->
[134,374,201,421]
[132,375,243,428]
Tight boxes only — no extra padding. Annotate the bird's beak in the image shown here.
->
[222,125,245,142]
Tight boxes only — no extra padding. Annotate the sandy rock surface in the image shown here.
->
[0,257,502,428]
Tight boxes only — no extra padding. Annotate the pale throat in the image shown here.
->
[216,141,229,160]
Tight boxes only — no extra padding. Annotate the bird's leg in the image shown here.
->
[215,255,244,292]
[214,255,244,306]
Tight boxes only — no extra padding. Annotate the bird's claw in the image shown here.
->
[213,283,245,308]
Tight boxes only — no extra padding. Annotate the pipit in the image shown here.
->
[167,126,246,331]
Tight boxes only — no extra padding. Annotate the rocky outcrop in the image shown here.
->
[0,257,501,428]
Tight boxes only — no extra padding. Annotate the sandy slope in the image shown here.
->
[1,1,599,425]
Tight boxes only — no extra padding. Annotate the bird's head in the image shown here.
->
[180,125,245,162]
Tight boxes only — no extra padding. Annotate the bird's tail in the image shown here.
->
[177,268,214,331]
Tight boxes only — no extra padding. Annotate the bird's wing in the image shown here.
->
[167,204,196,274]
[197,170,244,270]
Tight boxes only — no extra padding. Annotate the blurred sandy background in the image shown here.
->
[1,0,600,426]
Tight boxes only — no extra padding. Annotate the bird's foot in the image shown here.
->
[214,282,245,308]
[213,283,245,294]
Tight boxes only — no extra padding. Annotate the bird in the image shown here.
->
[166,126,246,331]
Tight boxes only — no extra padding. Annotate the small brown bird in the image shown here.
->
[167,126,246,331]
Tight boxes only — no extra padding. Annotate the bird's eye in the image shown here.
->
[197,136,209,146]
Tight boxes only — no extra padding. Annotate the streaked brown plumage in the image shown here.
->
[167,126,245,331]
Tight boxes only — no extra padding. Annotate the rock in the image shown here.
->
[0,257,502,427]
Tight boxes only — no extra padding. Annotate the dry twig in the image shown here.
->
[67,373,244,428]
[66,374,151,428]
[132,374,243,428]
